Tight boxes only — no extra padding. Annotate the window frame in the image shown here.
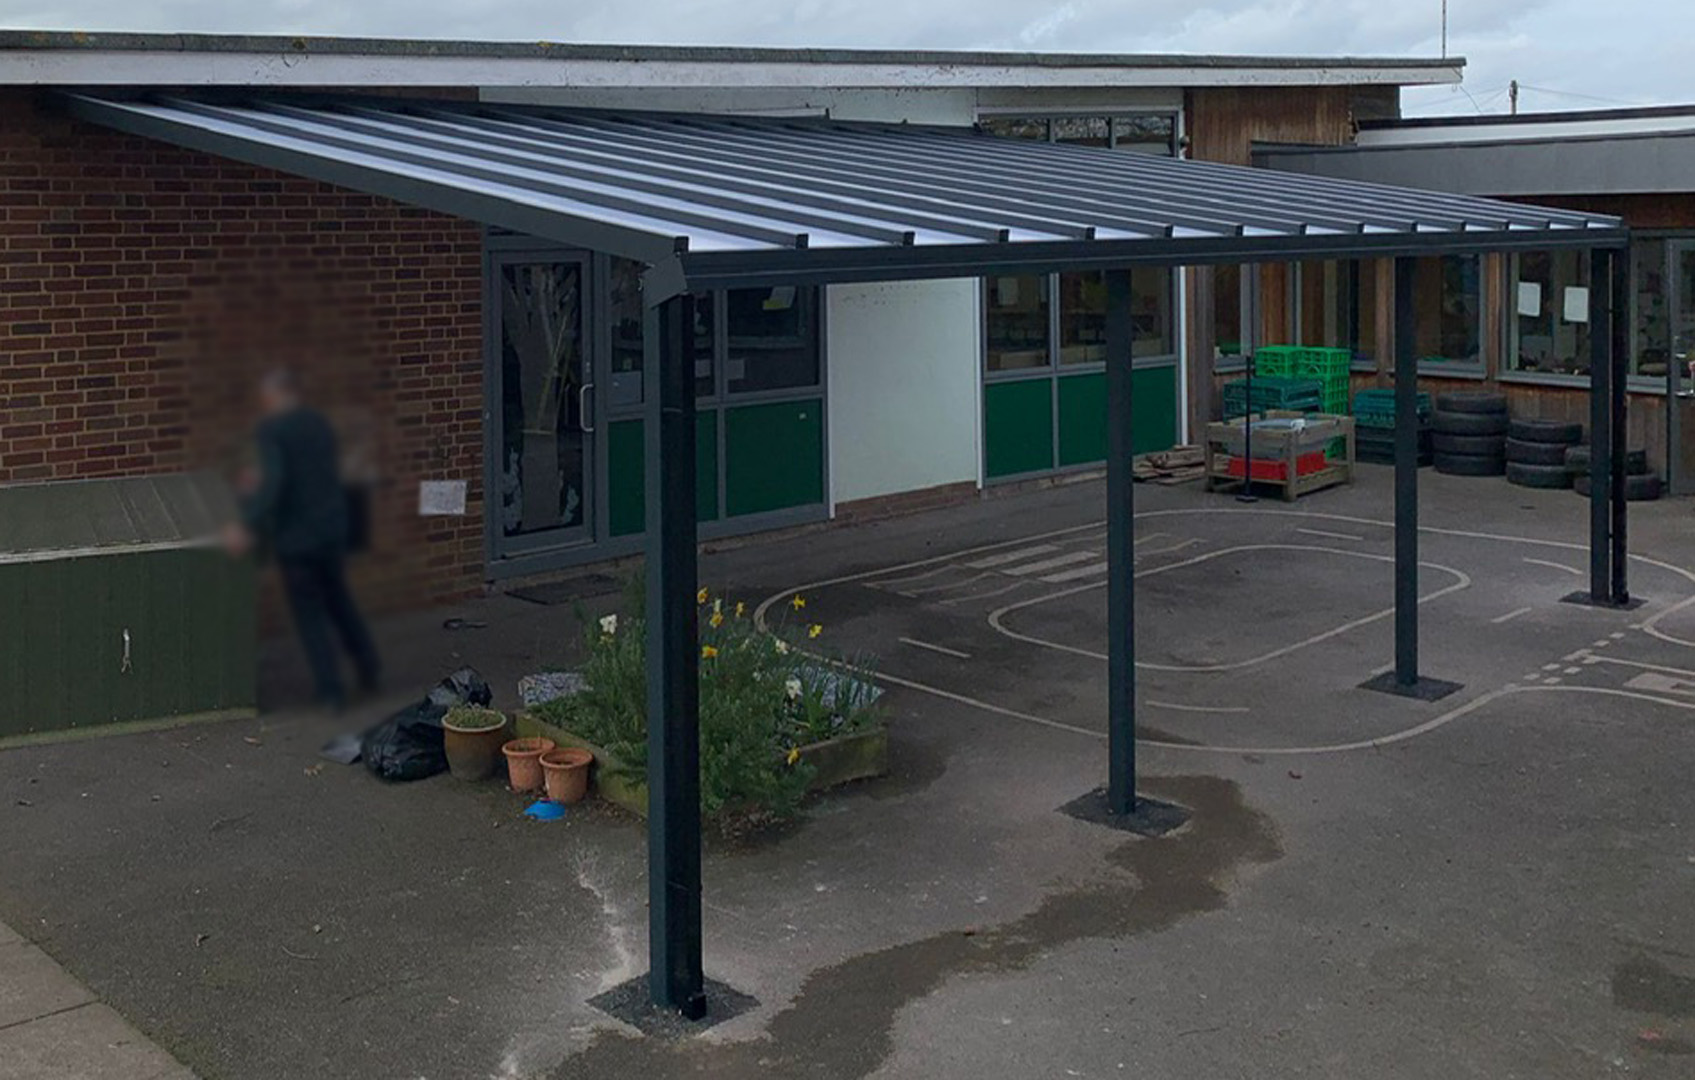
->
[1504,249,1595,383]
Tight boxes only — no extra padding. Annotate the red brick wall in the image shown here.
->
[0,90,486,615]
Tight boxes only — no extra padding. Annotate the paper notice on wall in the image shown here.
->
[1564,286,1590,324]
[1517,282,1542,318]
[419,480,468,516]
[762,285,796,311]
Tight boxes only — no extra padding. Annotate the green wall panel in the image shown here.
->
[984,378,1055,478]
[724,398,824,517]
[606,412,721,538]
[1052,366,1179,468]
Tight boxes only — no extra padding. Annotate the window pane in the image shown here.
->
[1294,261,1347,348]
[1059,272,1108,365]
[1633,238,1670,377]
[1112,114,1175,156]
[1052,116,1109,148]
[608,258,646,409]
[1512,250,1591,375]
[1132,269,1172,358]
[692,293,715,398]
[980,116,1048,141]
[725,286,818,394]
[1413,255,1482,364]
[498,262,586,535]
[1676,246,1695,379]
[986,275,1051,372]
[1213,264,1244,357]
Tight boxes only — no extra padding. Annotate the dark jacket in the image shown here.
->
[243,406,349,558]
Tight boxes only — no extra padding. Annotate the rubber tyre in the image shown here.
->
[1430,409,1508,436]
[1506,461,1573,489]
[1573,473,1664,500]
[1435,391,1508,415]
[1564,446,1649,475]
[1434,452,1506,476]
[1505,438,1571,465]
[1508,418,1583,444]
[1433,432,1506,456]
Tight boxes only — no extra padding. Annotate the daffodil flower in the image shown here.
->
[808,624,823,639]
[790,595,806,610]
[735,602,746,618]
[786,747,801,766]
[773,639,790,655]
[599,613,618,636]
[713,598,722,617]
[785,676,803,700]
[701,645,719,660]
[709,611,724,628]
[697,587,709,605]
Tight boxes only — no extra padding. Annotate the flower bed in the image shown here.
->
[523,585,886,823]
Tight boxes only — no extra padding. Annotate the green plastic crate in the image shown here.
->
[1352,389,1434,430]
[1254,345,1352,381]
[1222,376,1323,420]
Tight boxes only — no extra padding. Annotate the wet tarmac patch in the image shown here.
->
[550,774,1280,1079]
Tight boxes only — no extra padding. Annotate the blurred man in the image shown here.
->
[228,369,380,712]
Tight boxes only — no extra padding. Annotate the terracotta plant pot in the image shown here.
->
[501,736,555,793]
[442,707,508,782]
[539,747,594,805]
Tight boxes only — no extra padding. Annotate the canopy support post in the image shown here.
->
[1609,249,1631,605]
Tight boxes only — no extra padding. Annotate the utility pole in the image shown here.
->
[1510,80,1520,115]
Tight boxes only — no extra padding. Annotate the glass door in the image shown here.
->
[1668,242,1695,494]
[493,256,593,554]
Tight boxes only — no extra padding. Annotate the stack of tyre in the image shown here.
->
[1566,445,1664,501]
[1431,392,1509,476]
[1504,418,1584,489]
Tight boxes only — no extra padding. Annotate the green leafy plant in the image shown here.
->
[535,587,880,823]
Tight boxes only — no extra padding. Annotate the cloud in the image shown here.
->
[4,0,1687,115]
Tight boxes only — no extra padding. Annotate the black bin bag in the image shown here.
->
[361,668,493,781]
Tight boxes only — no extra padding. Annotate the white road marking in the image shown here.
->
[864,564,960,590]
[1295,528,1365,542]
[1623,671,1695,697]
[1611,632,1626,640]
[1543,677,1563,685]
[1579,654,1695,680]
[1145,700,1251,714]
[962,544,1061,570]
[1133,532,1169,547]
[1491,606,1535,624]
[1523,557,1583,576]
[1543,663,1563,671]
[1003,550,1103,576]
[938,579,1033,606]
[1563,666,1582,675]
[898,637,972,660]
[1040,561,1109,584]
[903,571,995,597]
[987,545,1473,673]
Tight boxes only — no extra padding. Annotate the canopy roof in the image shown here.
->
[66,93,1626,298]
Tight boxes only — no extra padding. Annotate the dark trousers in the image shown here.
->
[278,551,380,706]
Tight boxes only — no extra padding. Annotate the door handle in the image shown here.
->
[579,382,595,432]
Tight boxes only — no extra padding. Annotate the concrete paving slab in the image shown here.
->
[0,942,95,1029]
[0,1003,194,1080]
[0,919,19,946]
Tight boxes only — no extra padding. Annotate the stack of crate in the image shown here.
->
[1254,346,1351,415]
[1220,376,1324,420]
[1351,388,1434,465]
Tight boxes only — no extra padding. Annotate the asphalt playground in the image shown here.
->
[3,465,1695,1079]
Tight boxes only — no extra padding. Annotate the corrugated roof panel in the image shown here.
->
[63,93,1626,293]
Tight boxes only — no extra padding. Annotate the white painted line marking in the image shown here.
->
[1135,538,1204,561]
[864,564,959,590]
[903,571,995,597]
[1611,632,1627,640]
[1133,532,1169,547]
[1523,674,1541,682]
[1563,666,1581,675]
[898,637,972,660]
[962,544,1061,570]
[938,579,1033,606]
[1523,557,1583,576]
[1296,528,1365,542]
[1146,700,1251,714]
[1003,550,1103,576]
[1543,663,1563,671]
[1623,671,1695,697]
[1579,654,1695,680]
[1491,606,1534,625]
[1562,650,1589,662]
[1369,662,1395,677]
[1591,639,1612,648]
[1041,561,1109,584]
[1544,677,1563,685]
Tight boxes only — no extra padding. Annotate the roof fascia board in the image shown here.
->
[0,49,1462,89]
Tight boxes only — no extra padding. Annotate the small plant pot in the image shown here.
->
[501,737,555,793]
[539,747,594,805]
[442,708,508,782]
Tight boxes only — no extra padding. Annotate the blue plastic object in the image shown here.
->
[523,800,566,821]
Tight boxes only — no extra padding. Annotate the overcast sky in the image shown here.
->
[3,1,1687,117]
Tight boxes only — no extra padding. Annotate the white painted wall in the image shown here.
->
[825,279,981,508]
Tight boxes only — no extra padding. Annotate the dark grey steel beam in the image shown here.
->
[1610,249,1631,605]
[1105,268,1137,815]
[644,294,705,1020]
[1394,256,1419,687]
[1589,248,1614,603]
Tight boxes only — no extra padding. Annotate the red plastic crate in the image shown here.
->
[1224,452,1329,481]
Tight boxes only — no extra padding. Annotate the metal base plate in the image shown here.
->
[588,975,758,1036]
[1358,671,1464,702]
[1560,590,1645,611]
[1059,787,1191,837]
